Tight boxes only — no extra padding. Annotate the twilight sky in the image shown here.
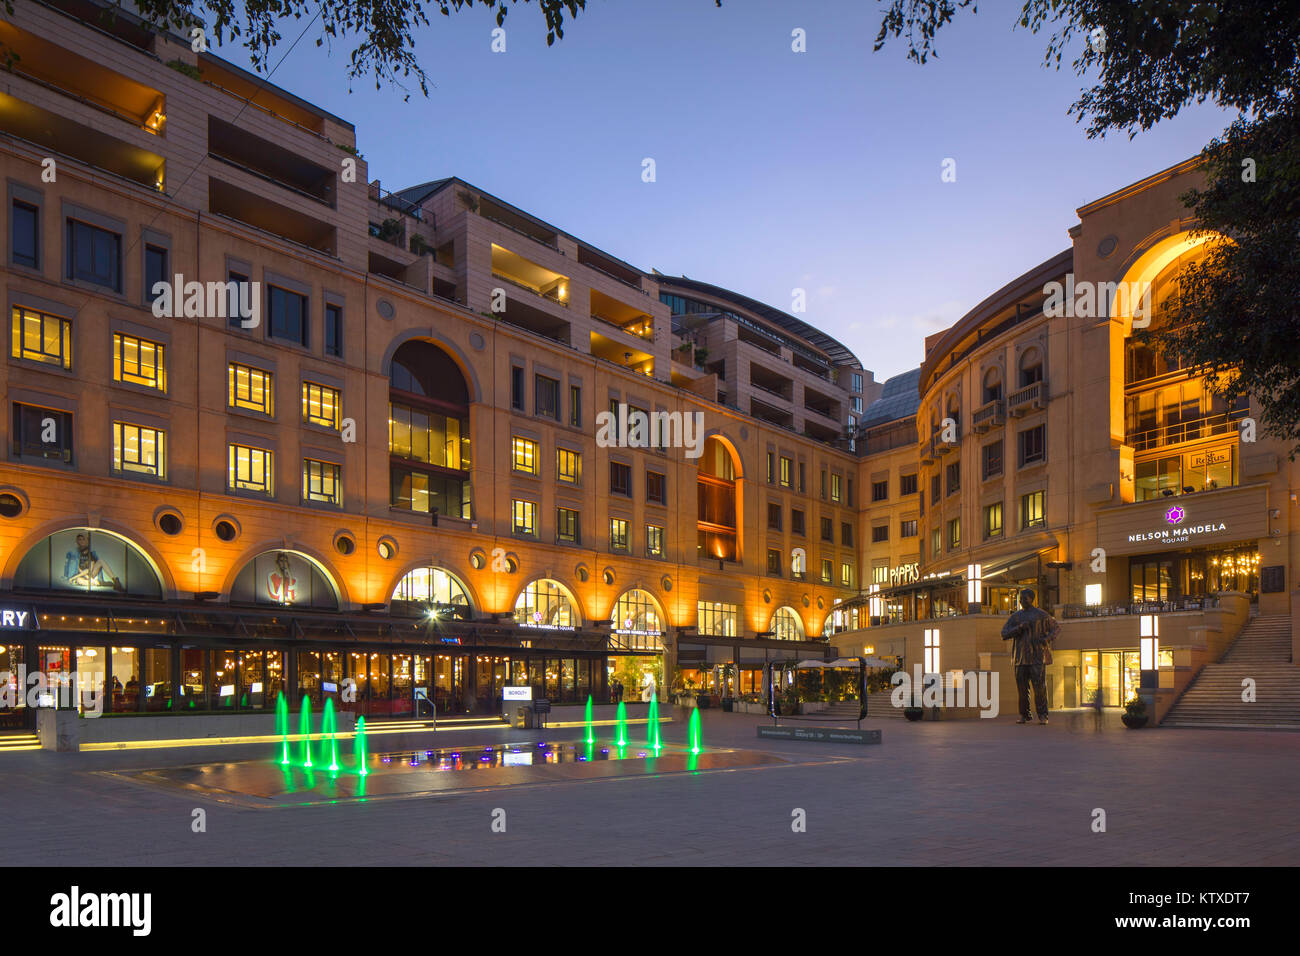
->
[227,0,1234,383]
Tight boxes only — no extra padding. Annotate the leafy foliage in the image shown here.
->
[874,1,1300,451]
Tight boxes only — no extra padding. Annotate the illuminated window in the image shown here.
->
[511,436,539,475]
[1084,583,1103,606]
[556,448,581,484]
[923,628,940,673]
[302,459,341,505]
[302,382,341,430]
[613,589,664,650]
[11,306,71,368]
[1020,490,1045,529]
[831,474,842,502]
[511,499,538,537]
[697,601,738,637]
[820,559,832,584]
[983,501,1003,539]
[112,333,165,391]
[228,444,273,495]
[556,507,580,544]
[112,422,165,479]
[948,517,961,549]
[610,517,629,552]
[391,567,471,612]
[229,363,273,416]
[646,524,664,557]
[873,565,889,585]
[779,456,792,488]
[840,562,855,588]
[771,606,804,641]
[515,579,577,628]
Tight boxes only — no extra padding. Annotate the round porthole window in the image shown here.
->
[214,517,240,542]
[0,492,26,518]
[602,568,616,586]
[158,512,183,536]
[470,549,487,570]
[576,564,589,582]
[377,299,396,319]
[335,534,356,556]
[377,537,398,560]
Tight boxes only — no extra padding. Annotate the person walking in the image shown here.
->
[1000,588,1056,724]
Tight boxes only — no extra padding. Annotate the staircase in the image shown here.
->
[1163,615,1299,729]
[0,732,40,752]
[866,694,905,719]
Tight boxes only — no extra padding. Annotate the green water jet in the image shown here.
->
[647,692,661,752]
[584,694,595,746]
[614,700,628,747]
[298,696,314,768]
[688,707,702,755]
[322,698,340,772]
[354,715,369,776]
[275,692,290,766]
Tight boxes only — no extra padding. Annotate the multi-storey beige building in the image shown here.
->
[839,160,1300,723]
[0,1,870,731]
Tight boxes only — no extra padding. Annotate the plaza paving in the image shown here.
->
[1,709,1296,866]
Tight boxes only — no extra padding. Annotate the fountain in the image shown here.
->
[322,698,340,772]
[614,700,628,747]
[647,692,662,752]
[688,707,702,755]
[584,694,595,746]
[275,692,291,766]
[298,696,313,768]
[353,715,369,776]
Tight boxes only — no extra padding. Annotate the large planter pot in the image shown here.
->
[1121,713,1149,729]
[903,707,924,722]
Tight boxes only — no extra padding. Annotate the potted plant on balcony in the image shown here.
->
[1121,695,1149,729]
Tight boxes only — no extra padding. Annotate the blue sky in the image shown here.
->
[232,0,1234,383]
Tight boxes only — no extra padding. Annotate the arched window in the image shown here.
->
[611,589,665,651]
[771,606,805,641]
[1018,348,1043,388]
[230,551,339,609]
[514,579,579,629]
[698,436,739,562]
[391,566,472,619]
[13,528,162,598]
[389,339,472,520]
[982,367,1003,404]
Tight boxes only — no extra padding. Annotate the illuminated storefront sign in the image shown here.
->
[889,563,920,586]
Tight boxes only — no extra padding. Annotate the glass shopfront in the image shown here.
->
[1129,544,1261,603]
[1081,650,1141,707]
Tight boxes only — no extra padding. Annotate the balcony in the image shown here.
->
[0,92,165,191]
[1008,380,1047,416]
[971,399,1005,433]
[490,244,570,307]
[1126,407,1249,453]
[209,178,336,254]
[208,116,336,207]
[0,21,165,134]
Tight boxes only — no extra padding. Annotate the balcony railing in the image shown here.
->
[971,399,1005,432]
[1060,596,1220,619]
[1008,380,1047,416]
[1126,407,1248,452]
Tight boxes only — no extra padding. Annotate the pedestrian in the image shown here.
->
[1000,588,1055,724]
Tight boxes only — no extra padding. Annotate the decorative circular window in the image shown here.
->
[602,568,616,586]
[213,516,240,542]
[377,536,398,560]
[1097,235,1119,259]
[575,564,590,583]
[0,491,28,519]
[376,299,396,319]
[762,589,772,604]
[470,332,486,351]
[156,511,183,536]
[661,575,672,592]
[817,596,825,610]
[334,531,356,555]
[504,554,519,574]
[469,548,487,570]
